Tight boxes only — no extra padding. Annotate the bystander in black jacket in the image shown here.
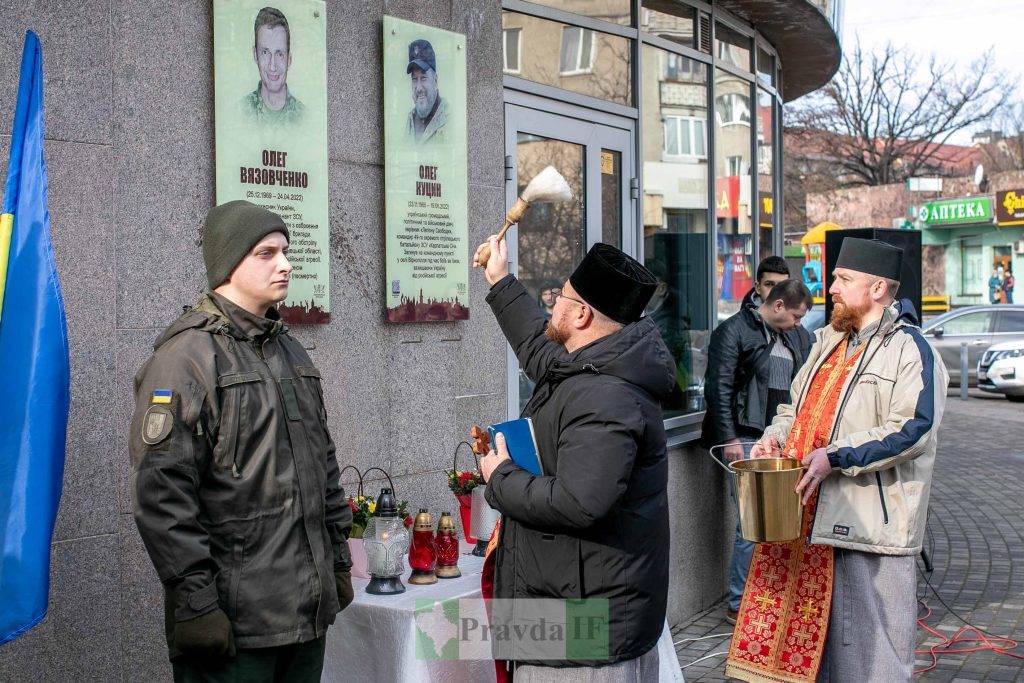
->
[484,274,676,668]
[699,288,812,449]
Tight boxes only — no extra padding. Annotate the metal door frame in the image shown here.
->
[503,101,637,418]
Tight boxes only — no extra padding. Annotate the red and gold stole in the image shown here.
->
[726,338,863,683]
[481,519,511,683]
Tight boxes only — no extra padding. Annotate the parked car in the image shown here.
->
[922,305,1024,386]
[978,339,1024,402]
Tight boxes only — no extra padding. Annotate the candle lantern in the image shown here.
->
[434,511,462,578]
[470,486,501,556]
[408,509,437,585]
[363,485,411,595]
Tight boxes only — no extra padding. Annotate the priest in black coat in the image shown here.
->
[473,236,676,680]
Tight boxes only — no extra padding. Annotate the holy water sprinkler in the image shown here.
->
[473,165,573,266]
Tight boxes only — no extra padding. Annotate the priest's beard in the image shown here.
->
[830,299,871,334]
[544,318,570,346]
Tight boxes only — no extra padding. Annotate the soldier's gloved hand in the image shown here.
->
[174,607,235,659]
[336,570,354,611]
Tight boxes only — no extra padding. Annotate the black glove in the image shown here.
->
[336,570,354,611]
[173,607,235,659]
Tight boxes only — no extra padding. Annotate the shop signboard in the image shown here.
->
[995,189,1024,227]
[715,176,740,218]
[916,197,992,226]
[213,0,330,323]
[759,193,773,229]
[383,16,469,322]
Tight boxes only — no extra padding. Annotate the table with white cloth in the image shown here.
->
[323,543,683,682]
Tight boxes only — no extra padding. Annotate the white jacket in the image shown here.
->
[764,300,949,555]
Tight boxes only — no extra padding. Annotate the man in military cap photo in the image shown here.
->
[129,200,352,681]
[243,6,305,124]
[406,38,449,144]
[727,237,948,683]
[472,236,675,681]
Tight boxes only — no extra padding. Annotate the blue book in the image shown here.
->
[488,418,544,476]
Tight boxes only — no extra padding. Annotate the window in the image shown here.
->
[996,310,1024,333]
[961,246,984,295]
[714,22,751,71]
[756,46,775,87]
[665,53,699,82]
[524,0,631,25]
[503,28,521,74]
[942,312,992,335]
[716,93,750,126]
[560,26,595,75]
[663,116,706,157]
[756,88,776,260]
[502,12,632,105]
[640,2,695,48]
[715,69,754,323]
[642,45,710,420]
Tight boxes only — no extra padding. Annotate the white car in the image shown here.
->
[978,340,1024,402]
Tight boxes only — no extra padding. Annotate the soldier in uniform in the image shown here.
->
[243,7,305,125]
[130,200,352,681]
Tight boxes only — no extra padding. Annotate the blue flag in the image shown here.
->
[0,31,71,646]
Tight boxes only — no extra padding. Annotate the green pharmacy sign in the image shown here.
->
[917,197,992,226]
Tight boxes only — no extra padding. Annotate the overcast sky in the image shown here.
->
[839,0,1024,143]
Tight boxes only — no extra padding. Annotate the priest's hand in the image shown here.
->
[481,433,511,483]
[750,434,781,459]
[721,438,746,462]
[795,447,831,505]
[473,235,509,286]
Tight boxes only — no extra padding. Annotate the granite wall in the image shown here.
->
[0,1,729,679]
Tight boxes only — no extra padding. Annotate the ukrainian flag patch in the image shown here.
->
[151,389,173,404]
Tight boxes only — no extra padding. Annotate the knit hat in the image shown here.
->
[201,200,290,289]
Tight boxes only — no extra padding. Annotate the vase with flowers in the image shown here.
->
[446,442,484,544]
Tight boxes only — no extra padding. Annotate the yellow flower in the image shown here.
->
[368,501,376,514]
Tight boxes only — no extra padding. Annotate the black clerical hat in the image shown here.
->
[569,243,657,324]
[835,238,903,281]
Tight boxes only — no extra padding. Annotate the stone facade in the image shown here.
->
[0,2,732,679]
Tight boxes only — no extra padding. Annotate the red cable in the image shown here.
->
[914,600,1024,676]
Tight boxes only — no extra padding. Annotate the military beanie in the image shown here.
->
[202,200,290,289]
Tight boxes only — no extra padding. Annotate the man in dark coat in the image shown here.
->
[473,236,675,681]
[700,277,813,623]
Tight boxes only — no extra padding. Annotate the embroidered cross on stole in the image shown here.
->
[726,339,864,683]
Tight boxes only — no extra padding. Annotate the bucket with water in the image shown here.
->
[709,441,804,543]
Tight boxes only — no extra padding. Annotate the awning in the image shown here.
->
[801,221,841,245]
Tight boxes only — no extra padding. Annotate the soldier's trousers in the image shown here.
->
[172,635,326,683]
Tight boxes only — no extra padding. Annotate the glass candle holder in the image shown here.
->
[363,488,411,594]
[408,509,437,585]
[434,511,462,579]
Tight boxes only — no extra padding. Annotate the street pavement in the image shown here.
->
[673,389,1024,681]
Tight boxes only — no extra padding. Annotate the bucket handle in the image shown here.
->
[706,445,737,476]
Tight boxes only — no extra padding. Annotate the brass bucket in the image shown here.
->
[709,443,804,543]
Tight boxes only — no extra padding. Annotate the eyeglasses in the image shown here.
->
[555,292,586,307]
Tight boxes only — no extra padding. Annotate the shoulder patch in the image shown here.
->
[142,404,174,445]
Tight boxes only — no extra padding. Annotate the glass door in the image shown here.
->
[504,103,635,415]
